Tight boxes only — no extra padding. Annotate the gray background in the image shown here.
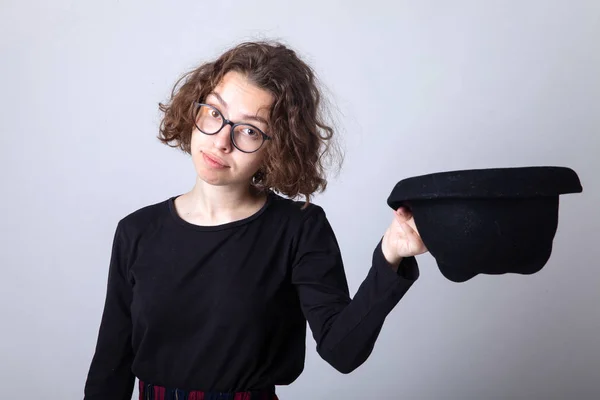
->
[1,0,599,399]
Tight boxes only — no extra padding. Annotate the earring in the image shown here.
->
[252,169,265,185]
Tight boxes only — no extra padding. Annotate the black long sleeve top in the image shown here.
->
[83,191,419,399]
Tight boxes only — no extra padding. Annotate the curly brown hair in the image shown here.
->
[157,40,343,204]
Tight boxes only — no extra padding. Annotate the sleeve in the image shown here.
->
[84,221,136,400]
[291,206,419,374]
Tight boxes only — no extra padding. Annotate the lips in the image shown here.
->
[202,152,229,167]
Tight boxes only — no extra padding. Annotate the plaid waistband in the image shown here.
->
[139,380,278,400]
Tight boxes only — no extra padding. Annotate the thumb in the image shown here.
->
[394,207,410,223]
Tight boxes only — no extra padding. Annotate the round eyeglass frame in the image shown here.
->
[192,102,271,153]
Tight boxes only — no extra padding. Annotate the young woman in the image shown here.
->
[84,40,427,400]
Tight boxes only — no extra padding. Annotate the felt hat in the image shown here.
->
[387,166,583,282]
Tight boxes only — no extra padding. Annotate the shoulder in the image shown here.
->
[266,194,340,258]
[267,192,328,223]
[266,192,333,245]
[116,197,172,237]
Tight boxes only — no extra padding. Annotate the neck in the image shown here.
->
[179,177,267,225]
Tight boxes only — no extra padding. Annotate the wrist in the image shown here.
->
[381,239,402,271]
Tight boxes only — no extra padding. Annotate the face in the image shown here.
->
[190,71,273,187]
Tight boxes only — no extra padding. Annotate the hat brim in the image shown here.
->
[387,166,582,208]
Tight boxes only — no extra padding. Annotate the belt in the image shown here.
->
[139,380,278,400]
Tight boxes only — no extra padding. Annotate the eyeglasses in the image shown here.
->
[192,102,271,153]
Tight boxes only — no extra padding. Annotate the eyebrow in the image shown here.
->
[207,92,269,126]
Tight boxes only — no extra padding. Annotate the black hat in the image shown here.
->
[387,166,583,282]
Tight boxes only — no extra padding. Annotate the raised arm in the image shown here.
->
[291,206,420,374]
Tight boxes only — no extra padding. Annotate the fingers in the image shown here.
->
[398,220,428,253]
[397,218,418,239]
[394,207,428,254]
[395,207,420,237]
[395,206,413,224]
[404,215,419,234]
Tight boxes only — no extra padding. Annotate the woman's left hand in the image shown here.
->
[381,206,428,268]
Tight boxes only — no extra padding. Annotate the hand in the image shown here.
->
[381,206,428,268]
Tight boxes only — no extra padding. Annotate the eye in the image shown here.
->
[209,109,221,119]
[241,127,261,139]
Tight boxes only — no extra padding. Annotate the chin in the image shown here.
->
[194,165,241,187]
[192,154,256,188]
[195,168,225,186]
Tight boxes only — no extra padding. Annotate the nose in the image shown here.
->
[213,123,233,152]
